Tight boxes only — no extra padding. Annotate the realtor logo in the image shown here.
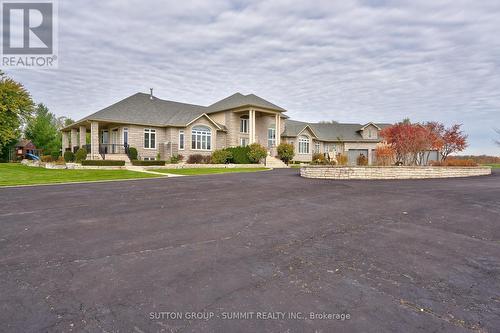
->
[1,0,58,67]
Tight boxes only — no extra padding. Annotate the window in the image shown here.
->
[123,127,128,145]
[368,129,372,138]
[315,142,321,153]
[298,135,310,154]
[179,130,184,150]
[240,137,249,147]
[144,128,156,149]
[191,126,211,150]
[268,125,276,148]
[240,115,249,133]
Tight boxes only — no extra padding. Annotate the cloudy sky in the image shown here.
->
[5,0,500,154]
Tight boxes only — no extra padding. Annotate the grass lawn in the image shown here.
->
[151,167,270,176]
[0,163,162,187]
[482,164,500,169]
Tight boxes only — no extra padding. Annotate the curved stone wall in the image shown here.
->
[300,166,492,180]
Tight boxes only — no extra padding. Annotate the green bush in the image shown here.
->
[51,151,60,160]
[81,160,125,166]
[75,148,87,163]
[211,149,233,164]
[248,143,267,163]
[277,143,294,164]
[131,160,166,166]
[225,146,251,164]
[63,151,75,162]
[128,147,138,160]
[169,154,183,164]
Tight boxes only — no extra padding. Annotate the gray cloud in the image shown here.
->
[5,0,500,154]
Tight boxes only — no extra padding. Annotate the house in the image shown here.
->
[61,91,391,165]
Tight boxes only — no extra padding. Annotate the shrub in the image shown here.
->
[55,156,66,165]
[75,148,87,163]
[337,153,348,166]
[187,154,205,164]
[128,147,138,160]
[81,160,125,166]
[131,160,166,166]
[277,143,294,164]
[211,149,233,164]
[247,143,267,163]
[51,151,60,160]
[311,153,327,165]
[63,151,75,162]
[40,155,54,163]
[375,144,395,166]
[202,155,212,163]
[169,154,183,164]
[225,146,251,164]
[357,154,368,166]
[430,158,477,167]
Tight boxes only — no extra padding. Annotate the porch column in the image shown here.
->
[61,131,70,153]
[249,109,256,144]
[70,128,78,151]
[275,114,281,146]
[79,126,86,148]
[90,121,99,160]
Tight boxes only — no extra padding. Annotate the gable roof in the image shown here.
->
[282,120,392,142]
[206,93,286,112]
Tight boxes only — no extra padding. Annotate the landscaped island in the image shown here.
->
[300,165,492,180]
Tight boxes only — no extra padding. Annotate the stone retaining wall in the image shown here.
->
[300,166,492,180]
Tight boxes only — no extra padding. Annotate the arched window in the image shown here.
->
[191,126,211,150]
[298,135,310,154]
[240,115,249,133]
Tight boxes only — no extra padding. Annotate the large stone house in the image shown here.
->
[61,91,392,165]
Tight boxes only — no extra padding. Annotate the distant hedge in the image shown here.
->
[81,160,125,166]
[131,160,166,166]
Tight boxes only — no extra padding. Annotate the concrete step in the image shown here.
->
[265,156,289,168]
[103,154,131,163]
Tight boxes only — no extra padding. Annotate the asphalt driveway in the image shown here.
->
[1,169,499,332]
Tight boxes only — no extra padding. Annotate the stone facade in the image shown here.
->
[300,166,492,180]
[62,101,381,164]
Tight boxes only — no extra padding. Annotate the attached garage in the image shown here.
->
[347,149,368,165]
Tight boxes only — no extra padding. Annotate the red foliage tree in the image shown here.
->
[380,120,467,165]
[425,122,467,160]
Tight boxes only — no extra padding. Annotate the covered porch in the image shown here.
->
[232,107,284,155]
[61,121,130,160]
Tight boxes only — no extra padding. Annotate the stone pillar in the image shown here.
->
[90,121,99,160]
[249,109,256,144]
[79,126,86,148]
[70,128,78,151]
[62,131,70,153]
[275,113,281,146]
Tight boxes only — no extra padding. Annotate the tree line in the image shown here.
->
[0,71,73,161]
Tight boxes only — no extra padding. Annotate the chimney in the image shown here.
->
[150,88,154,100]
